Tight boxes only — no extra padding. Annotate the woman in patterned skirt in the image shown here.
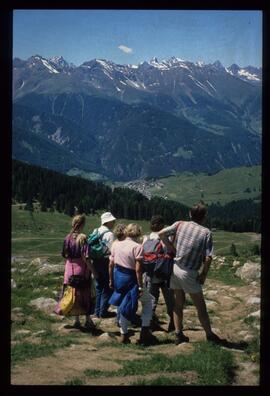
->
[55,214,99,333]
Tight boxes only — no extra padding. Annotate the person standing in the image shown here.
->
[109,223,144,343]
[158,202,224,345]
[92,212,116,318]
[142,215,175,332]
[55,214,98,333]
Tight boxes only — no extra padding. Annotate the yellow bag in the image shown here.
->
[59,285,76,316]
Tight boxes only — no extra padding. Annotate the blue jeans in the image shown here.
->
[93,257,112,317]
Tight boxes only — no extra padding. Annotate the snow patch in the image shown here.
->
[40,58,59,74]
[238,69,260,81]
[206,80,217,92]
[49,127,69,145]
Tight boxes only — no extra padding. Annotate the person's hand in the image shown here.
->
[197,272,207,285]
[109,280,114,289]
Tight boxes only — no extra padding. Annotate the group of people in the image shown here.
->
[55,202,224,346]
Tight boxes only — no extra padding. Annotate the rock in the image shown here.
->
[205,300,218,309]
[11,279,17,289]
[247,297,261,305]
[247,310,260,318]
[29,297,57,314]
[205,290,218,298]
[232,260,241,268]
[32,330,46,336]
[235,262,260,282]
[11,312,26,325]
[36,264,64,276]
[30,258,49,267]
[229,287,237,292]
[16,329,31,336]
[98,332,117,341]
[12,307,23,312]
[87,346,98,351]
[11,256,28,265]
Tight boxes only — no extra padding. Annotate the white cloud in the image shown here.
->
[118,45,133,54]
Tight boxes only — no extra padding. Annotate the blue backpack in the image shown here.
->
[87,229,110,259]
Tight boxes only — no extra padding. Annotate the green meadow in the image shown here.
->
[12,205,260,260]
[141,165,261,206]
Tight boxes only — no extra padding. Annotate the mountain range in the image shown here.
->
[12,55,262,180]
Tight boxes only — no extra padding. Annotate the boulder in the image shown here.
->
[205,290,218,299]
[36,264,64,276]
[235,262,260,282]
[247,310,260,319]
[232,260,241,268]
[247,297,261,305]
[98,332,117,341]
[30,258,50,267]
[29,297,57,314]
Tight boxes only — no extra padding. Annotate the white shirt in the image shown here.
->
[97,225,115,251]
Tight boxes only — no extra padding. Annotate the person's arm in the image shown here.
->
[197,256,212,284]
[85,258,99,279]
[135,260,143,296]
[109,259,115,289]
[158,223,179,256]
[197,231,213,284]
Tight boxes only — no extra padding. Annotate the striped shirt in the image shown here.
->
[162,220,213,271]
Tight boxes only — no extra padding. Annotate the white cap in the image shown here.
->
[101,212,116,225]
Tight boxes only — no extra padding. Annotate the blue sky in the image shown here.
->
[13,10,262,68]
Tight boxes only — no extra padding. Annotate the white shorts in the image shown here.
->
[170,264,202,294]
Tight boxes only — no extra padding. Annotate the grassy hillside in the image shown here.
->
[12,205,260,261]
[110,165,261,207]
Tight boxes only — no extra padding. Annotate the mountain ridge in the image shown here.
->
[12,54,262,180]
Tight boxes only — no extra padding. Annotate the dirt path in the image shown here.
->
[11,277,260,386]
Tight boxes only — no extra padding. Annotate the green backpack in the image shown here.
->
[87,229,110,259]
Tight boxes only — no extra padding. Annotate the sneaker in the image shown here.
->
[175,332,189,345]
[206,333,224,345]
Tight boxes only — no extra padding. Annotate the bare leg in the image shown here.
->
[189,291,212,336]
[173,289,186,332]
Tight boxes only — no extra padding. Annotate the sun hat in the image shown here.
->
[101,212,116,225]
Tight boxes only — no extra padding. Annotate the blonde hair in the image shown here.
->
[125,223,142,239]
[76,233,87,246]
[71,214,86,233]
[114,223,127,240]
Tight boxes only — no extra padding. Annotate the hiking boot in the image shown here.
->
[175,332,189,345]
[72,321,82,329]
[137,327,159,346]
[150,315,163,332]
[206,332,225,345]
[167,318,175,333]
[100,311,116,318]
[120,333,131,344]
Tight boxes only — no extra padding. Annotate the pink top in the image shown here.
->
[110,237,143,270]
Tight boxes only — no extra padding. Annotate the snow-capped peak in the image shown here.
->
[50,56,69,68]
[196,60,205,67]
